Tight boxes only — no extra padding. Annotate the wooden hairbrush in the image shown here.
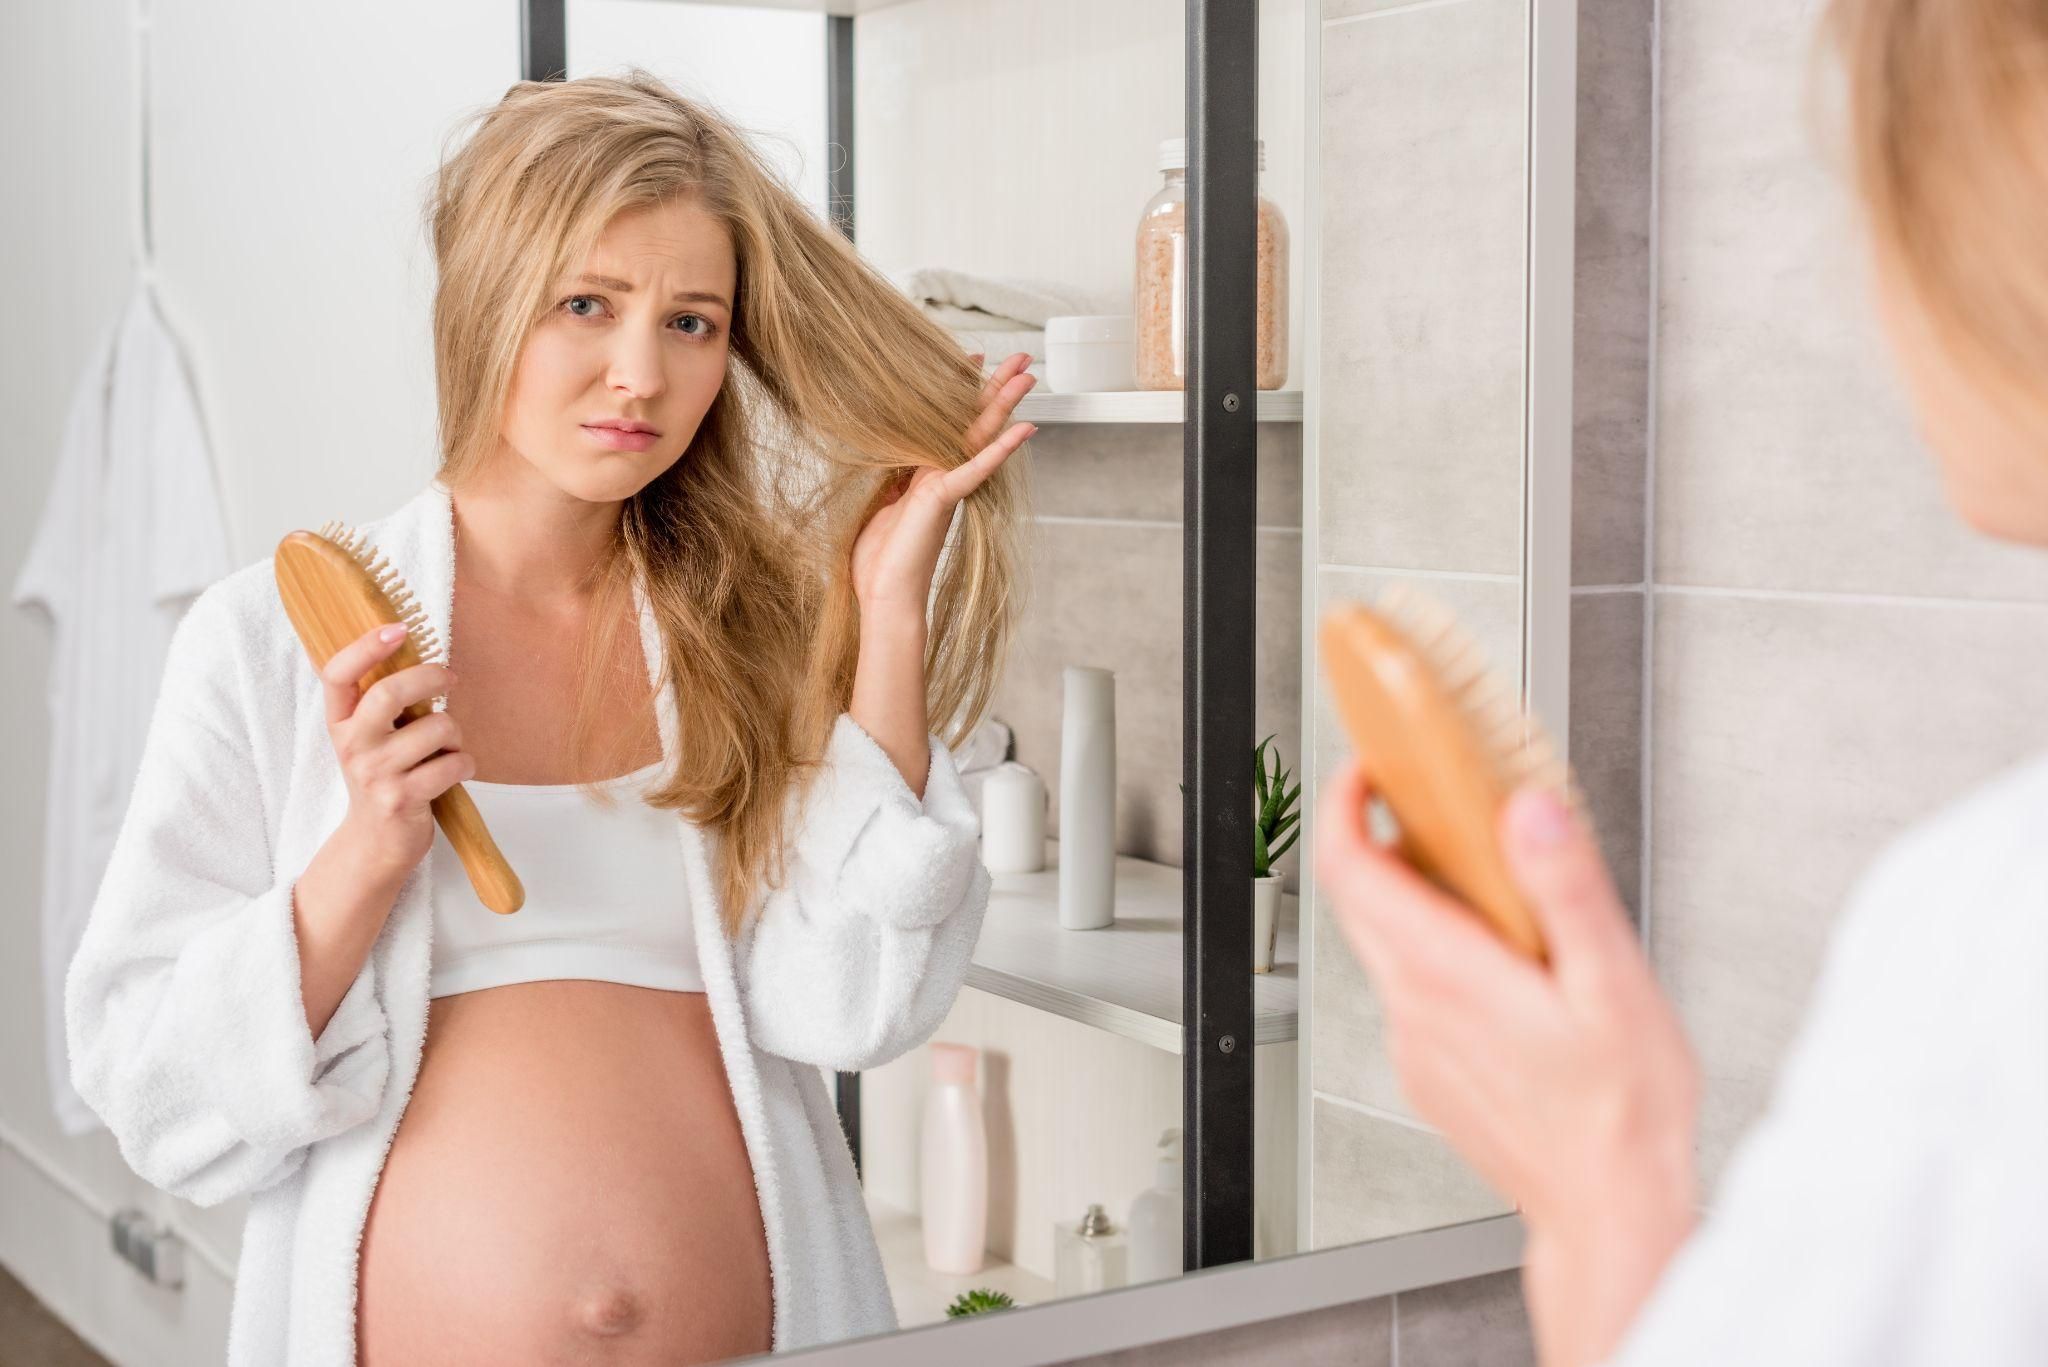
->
[1318,585,1577,962]
[273,522,525,914]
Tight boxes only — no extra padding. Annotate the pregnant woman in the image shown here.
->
[65,72,1033,1365]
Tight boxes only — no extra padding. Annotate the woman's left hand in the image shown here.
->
[850,351,1037,621]
[1313,757,1701,1367]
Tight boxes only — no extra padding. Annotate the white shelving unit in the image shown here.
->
[1015,390,1303,425]
[967,840,1299,1056]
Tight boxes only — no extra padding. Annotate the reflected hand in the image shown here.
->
[1312,758,1700,1367]
[849,352,1036,622]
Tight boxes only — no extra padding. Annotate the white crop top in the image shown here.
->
[426,758,704,1000]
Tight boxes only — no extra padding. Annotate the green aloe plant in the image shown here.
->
[1175,735,1304,878]
[1253,733,1301,879]
[945,1288,1017,1317]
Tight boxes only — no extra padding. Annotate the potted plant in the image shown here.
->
[1252,734,1300,973]
[945,1288,1018,1317]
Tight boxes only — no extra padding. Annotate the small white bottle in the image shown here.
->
[1053,1203,1128,1296]
[1126,1127,1184,1285]
[920,1042,988,1274]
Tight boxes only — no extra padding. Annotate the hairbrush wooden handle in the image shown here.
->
[274,528,525,914]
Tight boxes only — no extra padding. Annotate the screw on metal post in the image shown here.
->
[1218,1034,1238,1054]
[1222,392,1241,413]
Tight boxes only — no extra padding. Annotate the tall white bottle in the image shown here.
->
[920,1042,988,1274]
[1059,665,1117,930]
[1126,1126,1184,1284]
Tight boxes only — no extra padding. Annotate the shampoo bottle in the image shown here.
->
[1126,1126,1184,1284]
[920,1042,988,1274]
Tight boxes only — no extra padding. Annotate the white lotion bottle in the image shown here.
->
[1059,665,1117,929]
[920,1042,988,1274]
[1126,1126,1184,1284]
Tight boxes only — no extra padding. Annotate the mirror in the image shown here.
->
[7,0,1588,1360]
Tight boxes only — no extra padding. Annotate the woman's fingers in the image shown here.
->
[968,354,1036,449]
[1498,786,1643,998]
[320,625,406,726]
[1314,756,1546,1011]
[939,421,1035,502]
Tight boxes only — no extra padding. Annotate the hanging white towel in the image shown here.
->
[10,276,233,1137]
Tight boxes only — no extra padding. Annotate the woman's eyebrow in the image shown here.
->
[577,272,729,309]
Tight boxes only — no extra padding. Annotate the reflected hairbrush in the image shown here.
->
[1317,585,1578,962]
[273,522,525,914]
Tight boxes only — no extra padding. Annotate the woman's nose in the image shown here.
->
[605,329,668,399]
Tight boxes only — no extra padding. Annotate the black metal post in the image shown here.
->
[1183,0,1259,1271]
[825,11,864,1182]
[520,0,567,82]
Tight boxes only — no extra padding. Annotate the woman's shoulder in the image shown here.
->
[1858,749,2048,904]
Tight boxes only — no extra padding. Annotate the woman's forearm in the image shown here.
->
[847,608,931,801]
[1525,1190,1697,1367]
[290,819,411,1041]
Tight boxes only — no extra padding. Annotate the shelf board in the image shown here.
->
[1014,390,1303,425]
[966,840,1298,1055]
[866,1194,1059,1327]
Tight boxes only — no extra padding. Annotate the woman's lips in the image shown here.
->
[581,424,659,452]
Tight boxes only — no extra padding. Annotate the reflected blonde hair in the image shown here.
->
[423,71,1026,935]
[1822,0,2048,435]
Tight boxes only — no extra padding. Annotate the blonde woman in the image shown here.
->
[65,72,1033,1365]
[1314,1,2048,1364]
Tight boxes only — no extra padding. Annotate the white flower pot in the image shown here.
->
[1252,874,1285,973]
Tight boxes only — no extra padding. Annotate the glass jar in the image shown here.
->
[1132,137,1290,391]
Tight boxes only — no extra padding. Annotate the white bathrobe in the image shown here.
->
[63,477,992,1364]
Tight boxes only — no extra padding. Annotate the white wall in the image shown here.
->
[2,1,515,1359]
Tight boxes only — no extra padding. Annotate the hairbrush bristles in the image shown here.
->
[1372,582,1584,813]
[316,518,445,666]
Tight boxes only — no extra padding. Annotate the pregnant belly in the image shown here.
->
[356,981,773,1366]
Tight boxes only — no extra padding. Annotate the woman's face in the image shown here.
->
[499,196,738,503]
[1871,254,2048,546]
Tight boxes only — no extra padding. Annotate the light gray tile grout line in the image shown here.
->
[1328,0,1482,30]
[1654,582,2048,611]
[1642,0,1662,939]
[1391,1290,1403,1366]
[1318,565,1522,584]
[1313,1087,1442,1136]
[1031,514,1304,536]
[1572,582,1647,595]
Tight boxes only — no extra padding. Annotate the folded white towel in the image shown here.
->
[893,266,1123,332]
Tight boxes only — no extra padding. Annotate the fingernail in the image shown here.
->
[1510,786,1573,849]
[379,625,405,644]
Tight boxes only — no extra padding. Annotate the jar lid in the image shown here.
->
[1157,137,1265,172]
[1046,314,1134,344]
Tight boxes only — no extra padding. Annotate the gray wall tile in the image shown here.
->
[1649,591,2048,1179]
[1654,0,2048,601]
[1022,424,1303,529]
[992,519,1304,880]
[1311,1099,1511,1248]
[1317,0,1527,575]
[1570,591,1645,919]
[1051,1293,1392,1367]
[1573,0,1654,587]
[1396,1270,1536,1366]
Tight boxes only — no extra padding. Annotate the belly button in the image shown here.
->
[574,1285,644,1337]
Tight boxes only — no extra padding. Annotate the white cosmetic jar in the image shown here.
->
[1044,315,1137,394]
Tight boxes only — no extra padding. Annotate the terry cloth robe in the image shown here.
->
[12,279,233,1136]
[63,476,993,1365]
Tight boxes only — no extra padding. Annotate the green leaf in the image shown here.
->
[1253,821,1270,877]
[1253,741,1270,812]
[946,1289,1017,1318]
[1277,779,1301,821]
[1268,810,1300,844]
[1268,829,1299,865]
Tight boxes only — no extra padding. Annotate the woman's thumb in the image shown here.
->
[1499,786,1637,978]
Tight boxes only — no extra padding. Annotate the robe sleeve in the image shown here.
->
[64,584,392,1207]
[739,712,992,1073]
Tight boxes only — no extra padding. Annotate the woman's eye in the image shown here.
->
[563,294,606,319]
[674,313,716,338]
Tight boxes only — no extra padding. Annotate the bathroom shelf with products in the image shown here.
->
[967,841,1299,1056]
[1013,390,1303,426]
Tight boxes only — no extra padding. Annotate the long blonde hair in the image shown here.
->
[423,71,1026,935]
[1823,0,2048,435]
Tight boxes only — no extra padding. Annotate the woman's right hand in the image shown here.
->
[320,624,477,879]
